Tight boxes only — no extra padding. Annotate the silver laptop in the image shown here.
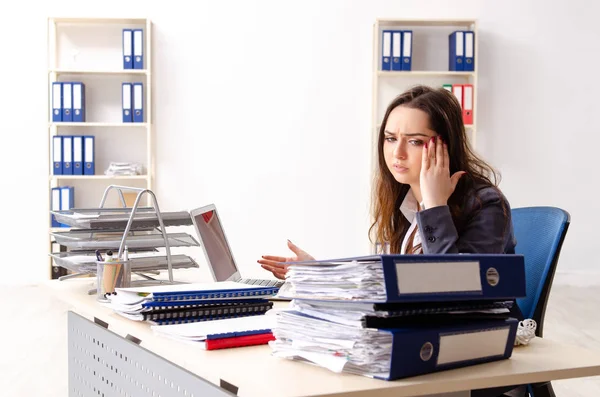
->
[190,204,284,288]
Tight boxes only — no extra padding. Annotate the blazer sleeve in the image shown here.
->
[415,187,511,254]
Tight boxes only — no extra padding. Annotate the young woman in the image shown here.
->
[258,85,516,279]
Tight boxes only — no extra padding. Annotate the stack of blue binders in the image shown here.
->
[271,253,526,380]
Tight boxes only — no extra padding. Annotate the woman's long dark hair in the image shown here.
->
[369,85,505,254]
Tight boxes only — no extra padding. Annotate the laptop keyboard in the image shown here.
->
[240,278,284,288]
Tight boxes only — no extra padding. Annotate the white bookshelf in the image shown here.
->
[371,18,478,172]
[47,17,154,277]
[370,18,478,251]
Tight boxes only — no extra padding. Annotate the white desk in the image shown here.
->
[42,276,600,397]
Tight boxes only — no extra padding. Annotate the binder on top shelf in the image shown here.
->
[391,31,402,71]
[52,136,63,175]
[381,30,392,71]
[449,31,464,71]
[62,135,73,175]
[52,82,62,122]
[122,29,133,69]
[83,135,95,175]
[62,82,72,122]
[72,82,85,122]
[72,135,83,175]
[401,30,412,71]
[133,29,144,69]
[133,82,144,123]
[122,83,132,122]
[464,30,475,71]
[278,253,526,303]
[51,187,61,227]
[463,84,474,124]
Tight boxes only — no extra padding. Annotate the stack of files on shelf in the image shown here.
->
[449,30,475,71]
[122,29,144,70]
[52,82,86,122]
[270,254,526,380]
[381,30,412,71]
[53,135,95,175]
[442,84,474,125]
[104,281,277,328]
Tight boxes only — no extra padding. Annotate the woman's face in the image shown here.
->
[383,106,437,185]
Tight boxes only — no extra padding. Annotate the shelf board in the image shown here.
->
[50,69,149,76]
[49,17,148,25]
[50,122,148,128]
[50,175,149,181]
[377,71,475,77]
[376,18,476,27]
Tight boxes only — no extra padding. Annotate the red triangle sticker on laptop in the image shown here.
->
[202,210,214,224]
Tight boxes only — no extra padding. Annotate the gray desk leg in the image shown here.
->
[68,311,236,397]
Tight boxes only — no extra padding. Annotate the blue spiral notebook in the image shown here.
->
[110,281,279,305]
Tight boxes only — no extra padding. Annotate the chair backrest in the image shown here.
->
[512,206,570,337]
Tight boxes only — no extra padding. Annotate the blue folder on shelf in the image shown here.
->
[449,31,464,71]
[278,254,526,303]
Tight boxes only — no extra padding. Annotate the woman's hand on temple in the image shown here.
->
[420,136,466,210]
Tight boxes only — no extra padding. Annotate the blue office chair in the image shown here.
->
[513,206,571,397]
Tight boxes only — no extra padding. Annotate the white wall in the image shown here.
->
[2,0,599,285]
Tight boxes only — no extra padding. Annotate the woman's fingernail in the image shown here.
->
[425,143,428,149]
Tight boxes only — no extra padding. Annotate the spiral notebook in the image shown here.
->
[110,281,278,306]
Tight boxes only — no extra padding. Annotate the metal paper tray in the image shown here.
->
[50,230,200,250]
[50,252,199,274]
[51,209,192,230]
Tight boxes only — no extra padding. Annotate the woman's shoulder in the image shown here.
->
[464,182,512,213]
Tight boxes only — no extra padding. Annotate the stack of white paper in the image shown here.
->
[278,259,386,301]
[269,307,392,378]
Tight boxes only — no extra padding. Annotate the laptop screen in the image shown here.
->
[192,207,238,282]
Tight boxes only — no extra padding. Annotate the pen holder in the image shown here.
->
[96,259,131,301]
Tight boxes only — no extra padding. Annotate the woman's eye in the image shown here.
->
[385,137,396,143]
[409,140,423,146]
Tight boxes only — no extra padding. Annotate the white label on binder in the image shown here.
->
[453,85,463,106]
[395,261,482,294]
[465,32,474,57]
[382,32,391,56]
[123,30,132,56]
[73,136,82,162]
[456,31,464,56]
[437,326,510,366]
[73,84,81,109]
[123,84,131,109]
[53,136,62,161]
[134,84,143,110]
[392,32,401,57]
[464,86,473,110]
[61,188,71,210]
[85,137,94,162]
[62,83,72,108]
[63,137,72,162]
[52,189,60,211]
[134,30,143,56]
[53,84,61,109]
[403,31,412,56]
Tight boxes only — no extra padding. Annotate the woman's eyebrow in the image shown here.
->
[400,133,431,138]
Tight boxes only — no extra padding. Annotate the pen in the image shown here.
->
[95,250,104,262]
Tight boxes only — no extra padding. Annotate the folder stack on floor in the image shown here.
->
[104,281,277,326]
[270,254,527,380]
